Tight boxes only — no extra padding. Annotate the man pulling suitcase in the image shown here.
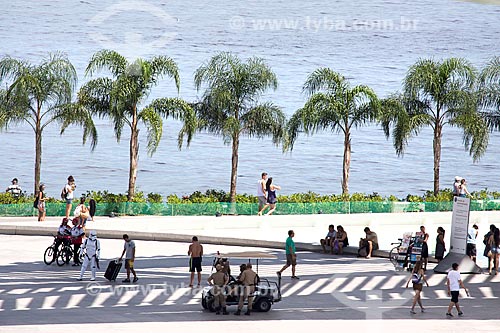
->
[119,234,138,283]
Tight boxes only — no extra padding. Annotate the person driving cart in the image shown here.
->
[235,263,258,316]
[207,264,229,315]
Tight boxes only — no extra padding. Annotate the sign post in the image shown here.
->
[449,197,470,254]
[434,197,482,274]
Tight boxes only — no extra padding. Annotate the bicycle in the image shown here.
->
[56,242,73,266]
[389,238,403,267]
[44,235,73,265]
[44,235,59,265]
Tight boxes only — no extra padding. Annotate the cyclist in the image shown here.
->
[54,218,71,261]
[71,218,84,266]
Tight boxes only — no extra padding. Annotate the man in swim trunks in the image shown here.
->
[188,236,203,287]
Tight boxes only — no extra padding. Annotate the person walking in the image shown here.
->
[419,226,429,270]
[405,261,429,314]
[452,176,462,196]
[6,178,22,198]
[435,227,446,262]
[119,234,138,283]
[277,230,299,279]
[258,177,281,216]
[235,263,258,316]
[70,218,84,266]
[459,178,472,198]
[63,175,76,219]
[78,230,100,281]
[188,236,203,287]
[36,183,46,222]
[487,227,500,275]
[207,264,229,315]
[446,263,469,318]
[466,224,479,263]
[256,172,268,215]
[484,224,496,272]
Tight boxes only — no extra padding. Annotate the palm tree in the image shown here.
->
[380,58,488,195]
[479,56,500,130]
[194,52,286,203]
[78,50,196,200]
[286,68,379,195]
[0,53,96,193]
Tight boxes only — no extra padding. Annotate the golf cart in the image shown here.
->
[201,251,282,312]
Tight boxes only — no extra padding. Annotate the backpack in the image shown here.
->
[412,273,421,284]
[33,197,39,209]
[61,186,67,200]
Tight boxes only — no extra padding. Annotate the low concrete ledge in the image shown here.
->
[0,224,393,259]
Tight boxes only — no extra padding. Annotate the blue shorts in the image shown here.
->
[65,199,72,205]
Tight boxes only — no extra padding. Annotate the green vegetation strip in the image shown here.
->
[1,200,500,217]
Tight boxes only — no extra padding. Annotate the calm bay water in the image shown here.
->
[0,0,499,198]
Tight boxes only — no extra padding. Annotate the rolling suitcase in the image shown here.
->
[104,259,122,281]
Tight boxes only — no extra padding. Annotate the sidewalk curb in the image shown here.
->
[0,224,391,258]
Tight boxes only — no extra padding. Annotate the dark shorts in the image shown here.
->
[286,254,297,266]
[413,283,423,291]
[190,257,202,272]
[125,259,134,269]
[450,290,459,303]
[466,243,477,257]
[65,199,72,205]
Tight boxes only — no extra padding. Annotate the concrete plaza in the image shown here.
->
[0,234,499,332]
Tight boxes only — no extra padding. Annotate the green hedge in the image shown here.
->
[2,199,500,217]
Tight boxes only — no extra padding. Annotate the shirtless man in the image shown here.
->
[188,236,204,287]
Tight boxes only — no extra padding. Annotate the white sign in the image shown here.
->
[450,197,470,254]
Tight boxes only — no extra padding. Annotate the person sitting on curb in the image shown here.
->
[320,224,336,254]
[358,227,378,259]
[335,225,349,255]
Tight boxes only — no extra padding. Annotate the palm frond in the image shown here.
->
[85,49,127,77]
[56,103,98,150]
[139,107,163,156]
[241,102,286,145]
[145,97,196,149]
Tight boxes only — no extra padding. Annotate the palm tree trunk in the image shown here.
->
[128,108,139,201]
[229,134,239,203]
[433,124,442,195]
[342,130,351,195]
[34,125,42,195]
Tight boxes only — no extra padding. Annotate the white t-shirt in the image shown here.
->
[447,270,462,291]
[65,184,74,199]
[124,240,136,259]
[257,180,266,197]
[467,228,477,245]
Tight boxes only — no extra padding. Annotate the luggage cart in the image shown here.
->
[390,232,412,271]
[408,232,424,271]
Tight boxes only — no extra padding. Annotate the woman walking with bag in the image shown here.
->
[405,261,429,314]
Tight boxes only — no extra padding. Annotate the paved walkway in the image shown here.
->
[1,235,499,332]
[0,213,492,267]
